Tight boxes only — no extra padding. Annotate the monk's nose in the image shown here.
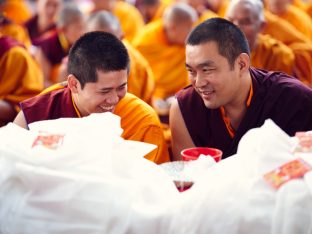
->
[195,75,207,88]
[107,92,119,104]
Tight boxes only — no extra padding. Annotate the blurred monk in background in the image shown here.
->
[14,31,170,164]
[24,0,62,42]
[227,0,312,85]
[0,34,43,126]
[91,0,144,42]
[226,0,295,76]
[135,0,168,24]
[133,2,197,119]
[87,11,155,104]
[34,3,85,87]
[1,0,31,24]
[0,2,31,48]
[177,0,218,24]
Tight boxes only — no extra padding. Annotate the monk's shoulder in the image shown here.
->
[116,93,159,122]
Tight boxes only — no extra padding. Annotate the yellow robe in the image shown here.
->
[273,5,312,40]
[2,0,32,24]
[133,20,189,100]
[263,10,311,45]
[113,1,145,42]
[123,39,155,104]
[150,1,168,23]
[289,42,312,86]
[216,0,229,17]
[196,9,219,25]
[292,0,312,18]
[115,93,170,164]
[251,34,295,76]
[0,44,44,108]
[0,20,31,49]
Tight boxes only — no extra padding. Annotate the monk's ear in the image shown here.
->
[237,53,250,72]
[67,74,81,93]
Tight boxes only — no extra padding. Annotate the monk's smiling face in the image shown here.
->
[69,69,128,117]
[186,41,247,109]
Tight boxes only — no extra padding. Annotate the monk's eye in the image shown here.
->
[203,68,215,74]
[117,84,127,91]
[187,69,195,76]
[100,90,111,94]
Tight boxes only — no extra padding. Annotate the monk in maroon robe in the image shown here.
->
[24,0,62,42]
[170,18,312,160]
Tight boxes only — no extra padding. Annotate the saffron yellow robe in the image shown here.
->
[0,43,44,108]
[273,5,312,40]
[133,20,189,100]
[2,0,32,24]
[115,93,170,164]
[123,39,155,104]
[251,34,295,76]
[113,1,145,42]
[196,9,219,25]
[150,1,168,23]
[289,42,312,86]
[263,10,311,45]
[216,0,229,17]
[292,0,312,18]
[0,19,31,49]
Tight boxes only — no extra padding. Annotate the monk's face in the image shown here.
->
[169,20,194,45]
[38,0,62,24]
[226,2,263,50]
[72,69,128,116]
[64,17,86,45]
[186,41,243,109]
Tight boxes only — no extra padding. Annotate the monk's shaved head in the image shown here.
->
[87,11,123,39]
[187,17,250,68]
[57,3,84,28]
[163,2,198,25]
[226,0,265,50]
[227,0,265,23]
[163,3,198,45]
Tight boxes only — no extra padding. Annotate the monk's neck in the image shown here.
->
[222,75,252,130]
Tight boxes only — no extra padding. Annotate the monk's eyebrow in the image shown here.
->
[186,60,215,69]
[99,82,128,91]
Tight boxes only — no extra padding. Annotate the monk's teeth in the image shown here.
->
[100,105,114,111]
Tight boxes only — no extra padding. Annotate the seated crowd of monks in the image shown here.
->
[1,0,312,163]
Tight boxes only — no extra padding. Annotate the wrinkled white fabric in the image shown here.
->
[0,118,312,234]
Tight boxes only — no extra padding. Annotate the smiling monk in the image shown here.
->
[14,31,170,164]
[170,18,312,160]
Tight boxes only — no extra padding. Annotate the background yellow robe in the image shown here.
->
[114,1,145,42]
[263,10,311,45]
[133,20,189,100]
[0,20,31,49]
[0,45,43,107]
[123,40,155,104]
[289,42,312,86]
[273,5,312,40]
[115,93,170,164]
[251,34,295,75]
[2,0,31,24]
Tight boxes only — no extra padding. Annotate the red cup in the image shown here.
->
[181,147,223,162]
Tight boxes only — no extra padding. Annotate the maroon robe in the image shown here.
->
[0,36,24,57]
[24,15,56,43]
[177,67,312,159]
[34,31,68,65]
[20,85,78,127]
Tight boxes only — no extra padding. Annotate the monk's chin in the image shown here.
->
[203,101,219,109]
